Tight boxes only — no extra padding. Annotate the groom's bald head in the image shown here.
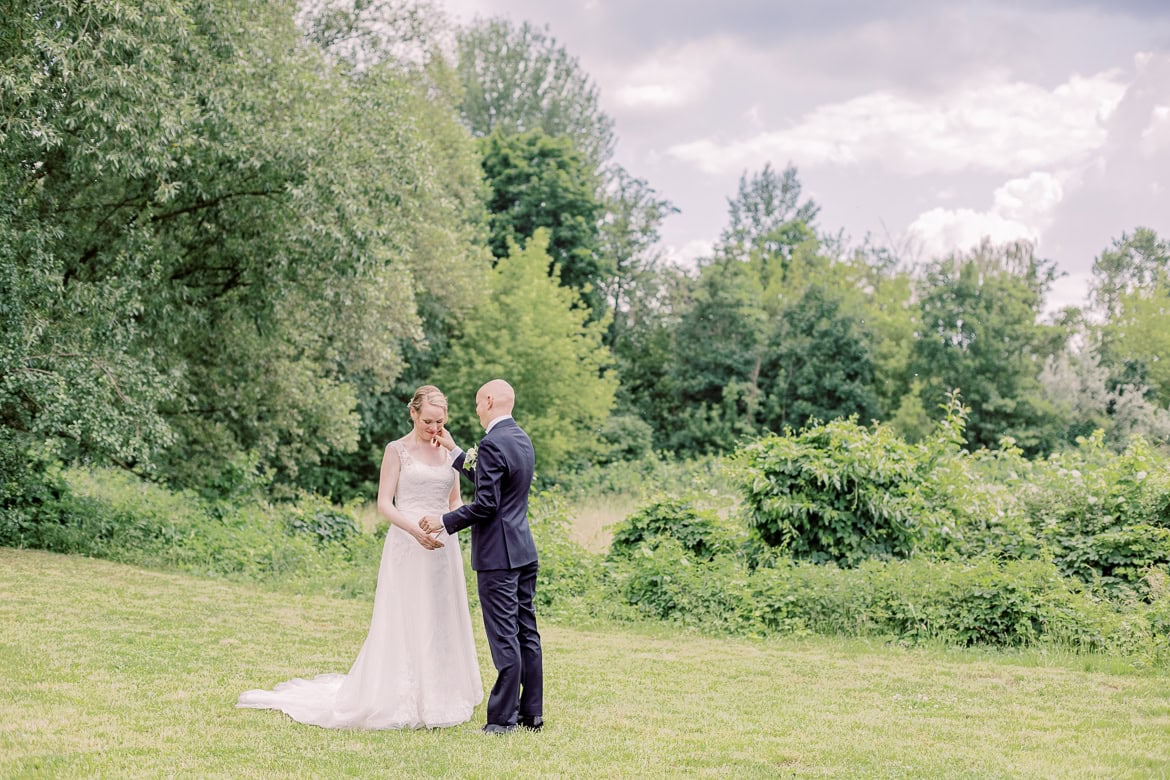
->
[474,379,515,428]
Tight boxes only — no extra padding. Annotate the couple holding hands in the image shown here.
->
[238,380,543,735]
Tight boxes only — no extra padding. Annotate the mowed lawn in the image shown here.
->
[2,548,1170,778]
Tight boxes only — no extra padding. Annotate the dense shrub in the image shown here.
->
[608,497,734,561]
[10,438,1170,663]
[613,543,1170,657]
[285,495,361,544]
[0,436,78,549]
[1020,435,1170,595]
[924,444,1043,561]
[612,538,758,634]
[735,417,930,566]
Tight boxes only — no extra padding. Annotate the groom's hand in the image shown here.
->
[419,515,444,534]
[432,429,456,450]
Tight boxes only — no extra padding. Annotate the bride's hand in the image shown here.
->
[412,527,444,549]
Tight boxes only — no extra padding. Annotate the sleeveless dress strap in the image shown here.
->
[390,440,411,465]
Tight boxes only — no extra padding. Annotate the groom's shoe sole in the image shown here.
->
[482,723,517,735]
[520,717,543,732]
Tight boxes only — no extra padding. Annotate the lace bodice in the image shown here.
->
[390,441,457,517]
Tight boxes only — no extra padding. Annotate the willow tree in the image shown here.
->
[0,0,486,495]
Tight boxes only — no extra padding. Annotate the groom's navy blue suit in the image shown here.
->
[442,417,542,728]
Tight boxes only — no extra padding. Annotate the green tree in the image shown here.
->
[717,162,820,282]
[608,266,690,448]
[0,0,486,496]
[1090,229,1170,409]
[912,241,1063,453]
[1107,285,1170,408]
[843,242,921,423]
[597,168,677,347]
[1090,227,1170,321]
[435,230,616,472]
[455,17,615,165]
[478,128,606,312]
[668,259,767,452]
[761,284,880,432]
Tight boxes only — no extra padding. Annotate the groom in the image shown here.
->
[420,379,543,734]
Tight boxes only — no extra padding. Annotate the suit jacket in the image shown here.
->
[442,418,538,571]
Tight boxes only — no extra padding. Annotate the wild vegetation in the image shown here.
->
[3,0,1170,669]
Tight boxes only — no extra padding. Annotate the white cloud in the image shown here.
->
[991,171,1065,226]
[668,71,1128,175]
[664,239,714,269]
[905,172,1064,260]
[611,40,737,111]
[1141,104,1170,155]
[1046,270,1094,314]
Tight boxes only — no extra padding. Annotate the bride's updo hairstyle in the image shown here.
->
[408,385,448,416]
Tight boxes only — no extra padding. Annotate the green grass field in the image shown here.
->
[3,547,1170,778]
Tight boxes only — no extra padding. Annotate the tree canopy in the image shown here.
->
[435,230,617,470]
[0,0,486,491]
[455,17,616,165]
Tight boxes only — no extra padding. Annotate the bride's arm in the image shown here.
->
[377,444,443,549]
[447,477,463,513]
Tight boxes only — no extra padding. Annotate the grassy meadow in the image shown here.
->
[3,547,1170,778]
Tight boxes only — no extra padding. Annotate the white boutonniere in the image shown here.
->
[463,446,478,471]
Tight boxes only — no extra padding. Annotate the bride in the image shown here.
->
[237,385,483,728]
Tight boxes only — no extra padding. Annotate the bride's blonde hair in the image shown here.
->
[408,385,448,415]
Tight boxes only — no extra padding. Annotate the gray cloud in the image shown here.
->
[1041,52,1170,277]
[443,0,1170,307]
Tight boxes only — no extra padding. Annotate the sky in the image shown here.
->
[439,0,1170,312]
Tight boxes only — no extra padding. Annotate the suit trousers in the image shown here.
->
[476,562,543,726]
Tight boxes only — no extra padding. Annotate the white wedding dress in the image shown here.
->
[237,442,483,728]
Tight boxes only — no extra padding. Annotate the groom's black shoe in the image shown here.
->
[482,723,517,735]
[520,716,543,732]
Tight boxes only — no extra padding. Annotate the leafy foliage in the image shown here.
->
[0,0,486,495]
[455,17,616,165]
[608,498,731,561]
[912,240,1064,454]
[736,417,929,566]
[434,230,617,472]
[478,128,606,312]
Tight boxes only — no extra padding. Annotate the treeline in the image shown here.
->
[3,0,1169,512]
